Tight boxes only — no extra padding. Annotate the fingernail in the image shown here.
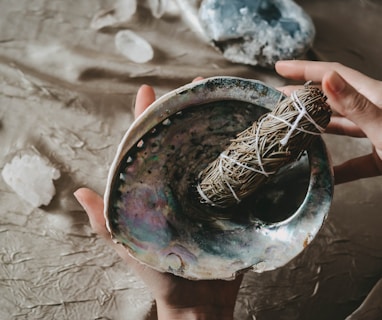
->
[327,71,346,94]
[73,190,86,210]
[275,60,293,68]
[275,60,284,70]
[192,76,203,82]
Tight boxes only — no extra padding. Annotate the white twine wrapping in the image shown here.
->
[197,84,331,208]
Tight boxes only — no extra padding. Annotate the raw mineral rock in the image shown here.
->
[198,0,315,67]
[115,30,154,63]
[1,151,61,208]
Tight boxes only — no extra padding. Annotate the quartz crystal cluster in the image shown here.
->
[91,0,173,63]
[2,151,60,208]
[198,0,315,67]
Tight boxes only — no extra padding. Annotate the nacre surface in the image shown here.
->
[104,77,333,280]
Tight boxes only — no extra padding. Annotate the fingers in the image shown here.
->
[322,71,382,152]
[276,60,342,82]
[326,116,366,137]
[192,76,204,82]
[134,84,156,119]
[334,152,382,184]
[278,86,367,137]
[134,79,202,119]
[277,85,310,96]
[74,188,147,266]
[74,188,110,239]
[275,60,371,86]
[322,72,382,181]
[345,278,382,320]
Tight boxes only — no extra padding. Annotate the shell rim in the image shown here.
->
[103,76,334,280]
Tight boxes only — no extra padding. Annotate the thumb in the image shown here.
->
[74,188,110,238]
[345,278,382,319]
[74,188,145,267]
[322,71,382,146]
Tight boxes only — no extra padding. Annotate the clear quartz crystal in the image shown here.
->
[2,152,61,208]
[147,0,169,18]
[115,30,154,63]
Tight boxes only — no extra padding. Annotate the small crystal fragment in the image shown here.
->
[115,30,154,63]
[147,0,169,18]
[2,151,61,208]
[162,118,171,126]
[137,139,145,148]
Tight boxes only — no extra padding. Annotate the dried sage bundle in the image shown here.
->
[197,84,332,208]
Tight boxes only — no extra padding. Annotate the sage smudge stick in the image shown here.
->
[197,83,332,208]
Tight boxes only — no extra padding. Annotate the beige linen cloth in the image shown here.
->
[0,0,381,319]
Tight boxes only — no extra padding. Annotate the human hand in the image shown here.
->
[74,83,242,320]
[345,278,382,320]
[275,60,382,184]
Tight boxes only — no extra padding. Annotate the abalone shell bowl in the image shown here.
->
[104,77,333,280]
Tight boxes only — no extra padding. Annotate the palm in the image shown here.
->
[74,187,241,309]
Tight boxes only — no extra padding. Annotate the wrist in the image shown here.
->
[156,300,234,320]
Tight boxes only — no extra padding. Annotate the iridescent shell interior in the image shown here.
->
[104,77,333,280]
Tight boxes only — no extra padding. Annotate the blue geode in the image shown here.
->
[198,0,315,67]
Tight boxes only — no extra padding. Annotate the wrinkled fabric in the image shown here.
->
[0,0,381,319]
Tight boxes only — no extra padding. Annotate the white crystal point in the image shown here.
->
[2,152,61,208]
[90,0,137,30]
[115,30,154,63]
[147,0,169,18]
